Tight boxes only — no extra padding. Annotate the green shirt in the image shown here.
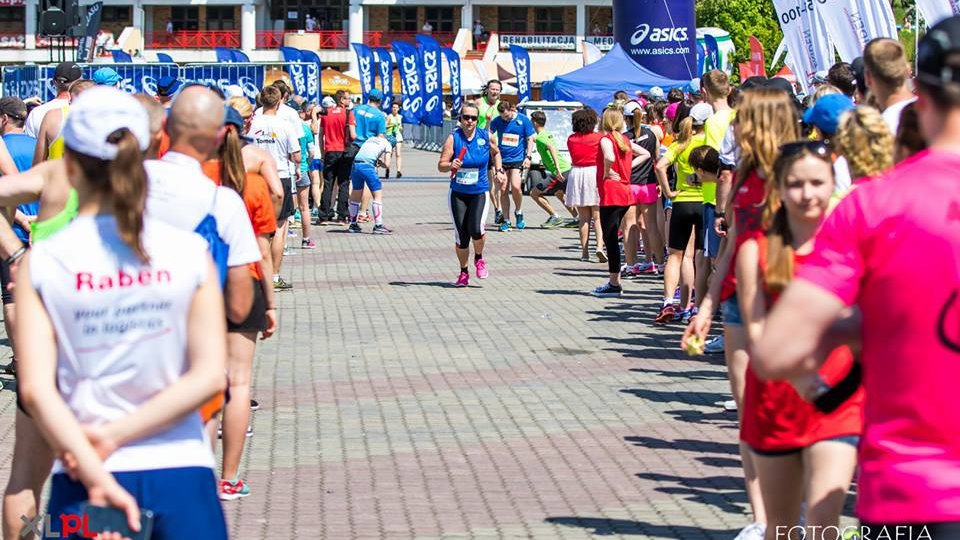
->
[477,98,499,130]
[534,129,571,175]
[386,113,402,136]
[31,188,79,242]
[702,108,736,205]
[665,133,706,204]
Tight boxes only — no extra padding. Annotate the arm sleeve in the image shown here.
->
[795,193,867,306]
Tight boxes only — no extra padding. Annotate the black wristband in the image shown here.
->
[4,245,26,267]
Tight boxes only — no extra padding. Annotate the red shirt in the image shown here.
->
[567,132,602,167]
[595,133,633,207]
[720,169,766,301]
[320,107,354,153]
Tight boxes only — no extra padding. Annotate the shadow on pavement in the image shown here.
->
[545,516,739,538]
[388,281,467,289]
[624,435,740,456]
[629,367,728,380]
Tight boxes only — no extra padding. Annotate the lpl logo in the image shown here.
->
[20,513,96,538]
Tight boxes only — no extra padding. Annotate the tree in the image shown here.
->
[696,0,783,77]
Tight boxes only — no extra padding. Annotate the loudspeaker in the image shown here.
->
[39,7,67,36]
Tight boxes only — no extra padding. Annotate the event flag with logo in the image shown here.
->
[772,0,835,93]
[392,41,424,125]
[442,47,462,117]
[352,43,376,103]
[508,45,532,104]
[415,35,444,126]
[814,0,898,62]
[75,1,102,63]
[747,36,766,78]
[918,0,960,26]
[373,47,393,109]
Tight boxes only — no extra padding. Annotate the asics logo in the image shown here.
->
[631,24,689,45]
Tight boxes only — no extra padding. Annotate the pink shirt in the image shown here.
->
[797,149,960,524]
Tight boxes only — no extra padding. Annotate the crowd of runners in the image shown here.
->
[0,13,953,540]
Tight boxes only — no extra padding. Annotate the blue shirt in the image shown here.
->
[353,104,387,146]
[488,113,534,164]
[2,133,38,242]
[298,123,313,174]
[450,128,490,195]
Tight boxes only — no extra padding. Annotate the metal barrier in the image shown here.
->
[403,119,457,153]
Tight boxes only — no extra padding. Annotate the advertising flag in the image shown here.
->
[392,41,423,125]
[748,36,766,78]
[415,35,443,126]
[772,0,836,92]
[508,44,532,103]
[352,43,376,102]
[918,0,960,26]
[814,0,898,62]
[442,47,462,117]
[373,47,393,108]
[75,2,102,63]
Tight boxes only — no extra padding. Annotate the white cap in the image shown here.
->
[62,87,150,160]
[623,101,644,118]
[689,102,715,125]
[224,84,245,99]
[648,86,665,100]
[321,96,335,108]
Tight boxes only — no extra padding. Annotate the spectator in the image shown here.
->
[422,20,433,34]
[827,62,858,98]
[305,14,316,32]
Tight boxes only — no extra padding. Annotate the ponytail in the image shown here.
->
[763,204,794,295]
[218,125,246,195]
[672,117,695,154]
[610,130,630,153]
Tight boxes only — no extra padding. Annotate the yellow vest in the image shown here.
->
[47,105,70,160]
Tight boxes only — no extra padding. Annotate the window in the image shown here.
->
[497,7,526,34]
[424,7,453,33]
[0,7,23,22]
[205,6,235,31]
[170,6,199,31]
[388,6,417,32]
[100,6,130,23]
[534,7,563,34]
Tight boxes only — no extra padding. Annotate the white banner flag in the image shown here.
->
[814,0,898,62]
[918,0,960,27]
[772,0,836,93]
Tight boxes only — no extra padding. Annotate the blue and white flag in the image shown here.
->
[918,0,960,26]
[298,49,323,99]
[442,47,461,117]
[352,43,376,102]
[374,47,393,109]
[279,47,308,97]
[508,45,531,104]
[415,35,443,127]
[392,41,423,125]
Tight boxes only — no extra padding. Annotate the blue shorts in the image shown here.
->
[350,162,382,191]
[47,467,227,539]
[703,203,722,258]
[309,158,322,172]
[722,296,742,326]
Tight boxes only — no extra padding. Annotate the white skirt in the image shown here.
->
[565,165,599,207]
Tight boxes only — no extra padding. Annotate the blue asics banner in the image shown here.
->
[179,64,266,101]
[613,0,697,80]
[392,41,423,125]
[442,47,461,117]
[352,43,376,102]
[297,49,323,100]
[415,35,443,127]
[373,47,393,109]
[279,47,310,98]
[508,45,531,104]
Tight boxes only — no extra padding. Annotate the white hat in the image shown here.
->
[63,86,149,160]
[623,101,644,118]
[321,96,336,108]
[689,102,715,125]
[648,86,665,100]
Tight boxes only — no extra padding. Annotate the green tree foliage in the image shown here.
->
[696,0,783,77]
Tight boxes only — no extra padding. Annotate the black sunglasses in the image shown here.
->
[460,114,478,122]
[779,140,831,159]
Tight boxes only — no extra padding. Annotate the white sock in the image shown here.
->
[273,274,280,283]
[663,297,673,307]
[372,201,383,226]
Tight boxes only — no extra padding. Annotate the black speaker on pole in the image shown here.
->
[39,7,67,36]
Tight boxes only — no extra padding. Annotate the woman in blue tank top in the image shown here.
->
[438,103,503,288]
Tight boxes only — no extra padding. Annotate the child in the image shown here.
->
[529,111,575,228]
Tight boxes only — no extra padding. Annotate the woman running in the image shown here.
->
[385,101,403,178]
[591,107,651,297]
[565,107,605,262]
[736,141,862,536]
[16,87,228,537]
[438,102,503,288]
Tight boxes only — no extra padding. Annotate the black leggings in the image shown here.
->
[600,205,629,274]
[449,190,488,249]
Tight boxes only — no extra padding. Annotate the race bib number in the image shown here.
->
[501,133,520,147]
[455,169,479,185]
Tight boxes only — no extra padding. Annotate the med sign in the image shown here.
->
[614,0,697,80]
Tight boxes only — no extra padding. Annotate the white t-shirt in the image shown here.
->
[354,137,391,165]
[31,215,215,473]
[881,96,917,135]
[248,113,301,178]
[834,156,852,192]
[24,97,68,139]
[144,152,261,267]
[255,103,302,143]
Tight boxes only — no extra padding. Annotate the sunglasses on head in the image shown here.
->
[461,114,479,122]
[779,140,831,159]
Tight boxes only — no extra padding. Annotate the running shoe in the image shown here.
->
[287,228,298,238]
[494,210,505,225]
[301,238,316,249]
[673,287,681,302]
[282,248,297,256]
[596,249,607,263]
[454,271,469,288]
[372,224,393,235]
[310,208,319,219]
[515,212,526,230]
[620,264,640,278]
[250,399,260,411]
[562,218,579,228]
[475,258,489,279]
[591,282,623,297]
[499,221,511,232]
[542,216,563,228]
[580,254,591,262]
[733,522,765,540]
[384,170,390,179]
[219,477,251,501]
[293,209,301,222]
[654,304,676,324]
[397,171,403,178]
[704,336,725,354]
[679,306,698,325]
[273,277,293,291]
[347,223,363,234]
[723,399,738,411]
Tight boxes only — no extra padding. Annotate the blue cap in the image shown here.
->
[803,93,855,136]
[156,75,182,97]
[224,105,244,129]
[92,67,122,87]
[368,88,384,101]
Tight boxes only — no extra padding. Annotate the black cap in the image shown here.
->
[766,76,796,98]
[53,62,82,84]
[917,16,960,88]
[740,76,768,91]
[851,57,866,95]
[0,96,26,121]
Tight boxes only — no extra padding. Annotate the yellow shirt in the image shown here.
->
[47,105,70,160]
[666,133,707,203]
[702,108,736,205]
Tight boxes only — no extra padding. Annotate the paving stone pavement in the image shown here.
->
[0,149,855,539]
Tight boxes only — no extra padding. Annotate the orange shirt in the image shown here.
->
[201,160,276,280]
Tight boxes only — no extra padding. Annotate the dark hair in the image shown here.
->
[688,145,720,175]
[496,100,512,114]
[894,102,927,162]
[484,79,502,94]
[69,129,149,262]
[667,88,684,104]
[644,102,661,123]
[614,90,629,102]
[334,90,349,102]
[530,110,546,127]
[259,86,281,109]
[827,62,857,97]
[218,125,246,195]
[272,79,292,99]
[728,86,742,108]
[671,102,691,134]
[572,107,598,134]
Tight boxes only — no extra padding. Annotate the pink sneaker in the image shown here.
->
[475,258,489,279]
[455,271,469,287]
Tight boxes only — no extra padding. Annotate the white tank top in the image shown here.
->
[29,214,215,473]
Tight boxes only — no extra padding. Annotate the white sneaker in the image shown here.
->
[733,522,766,540]
[722,399,738,411]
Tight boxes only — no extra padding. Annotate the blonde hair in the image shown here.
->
[735,88,800,194]
[835,106,894,179]
[228,96,253,118]
[806,84,841,109]
[600,108,629,153]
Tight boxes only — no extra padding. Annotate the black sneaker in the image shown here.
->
[396,171,403,178]
[347,223,362,233]
[250,399,260,411]
[590,282,623,298]
[372,224,393,235]
[384,170,390,179]
[494,210,504,225]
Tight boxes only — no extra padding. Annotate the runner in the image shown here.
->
[23,61,80,139]
[834,106,894,184]
[753,19,960,533]
[33,79,95,165]
[488,102,535,231]
[227,96,285,214]
[565,107,606,262]
[317,90,355,225]
[528,110,573,228]
[591,107,651,298]
[802,94,855,192]
[862,38,916,133]
[701,70,736,292]
[437,103,503,287]
[347,134,393,235]
[385,101,404,178]
[16,86,229,538]
[620,100,663,277]
[295,101,317,249]
[476,80,502,224]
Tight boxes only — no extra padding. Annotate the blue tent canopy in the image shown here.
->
[546,44,690,112]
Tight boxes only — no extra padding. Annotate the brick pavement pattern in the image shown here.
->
[0,149,854,539]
